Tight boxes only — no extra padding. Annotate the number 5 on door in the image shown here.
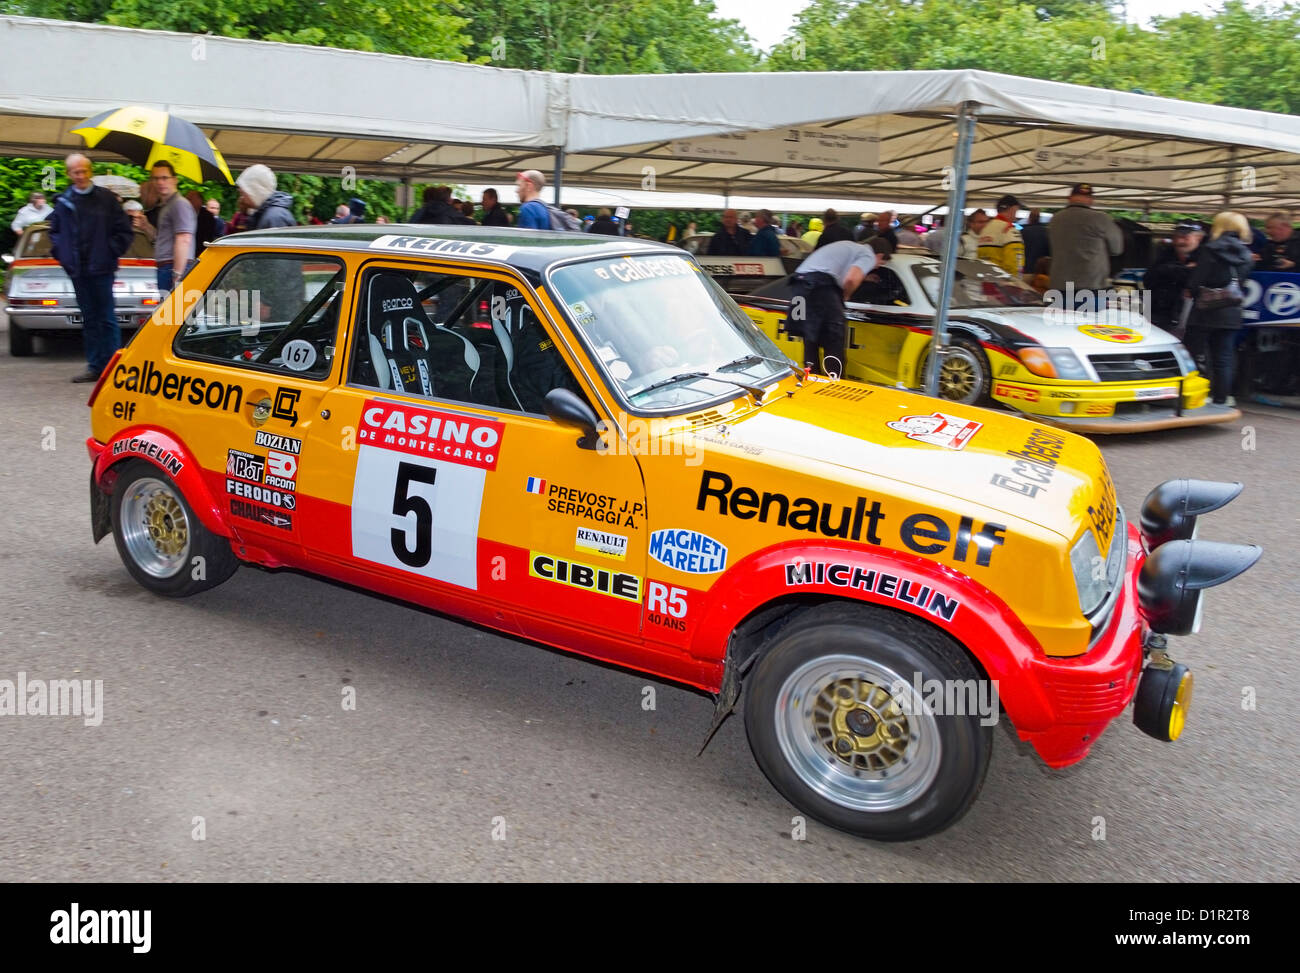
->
[350,444,483,589]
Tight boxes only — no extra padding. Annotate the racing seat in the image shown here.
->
[488,286,526,412]
[361,273,479,400]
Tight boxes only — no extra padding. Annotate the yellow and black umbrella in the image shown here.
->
[72,106,233,184]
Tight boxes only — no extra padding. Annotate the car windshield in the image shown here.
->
[914,259,1042,308]
[548,253,796,412]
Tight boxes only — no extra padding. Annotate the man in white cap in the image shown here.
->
[235,164,296,231]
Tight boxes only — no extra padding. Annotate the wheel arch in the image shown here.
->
[91,427,231,542]
[693,540,1059,733]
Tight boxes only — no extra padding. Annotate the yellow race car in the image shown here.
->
[734,251,1238,433]
[86,227,1259,840]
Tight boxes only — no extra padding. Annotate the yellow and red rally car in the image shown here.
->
[86,227,1260,840]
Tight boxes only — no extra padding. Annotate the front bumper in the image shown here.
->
[1018,523,1147,767]
[990,373,1217,427]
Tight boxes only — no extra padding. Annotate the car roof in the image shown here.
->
[208,224,680,277]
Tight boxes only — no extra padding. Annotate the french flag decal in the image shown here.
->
[525,476,547,494]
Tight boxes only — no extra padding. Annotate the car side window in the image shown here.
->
[849,266,910,306]
[173,253,345,379]
[348,265,583,414]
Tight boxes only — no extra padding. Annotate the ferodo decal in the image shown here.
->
[989,427,1066,499]
[785,561,961,622]
[540,482,644,528]
[696,470,1007,567]
[529,552,641,602]
[358,400,503,470]
[1079,323,1142,343]
[886,412,982,450]
[369,235,517,259]
[574,527,628,561]
[112,359,243,413]
[226,478,295,510]
[994,382,1040,403]
[111,437,183,475]
[648,528,727,575]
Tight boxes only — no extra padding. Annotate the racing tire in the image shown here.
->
[110,460,239,597]
[8,322,34,357]
[920,335,990,406]
[744,602,992,841]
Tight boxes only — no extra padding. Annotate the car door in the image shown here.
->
[303,258,651,655]
[169,249,348,554]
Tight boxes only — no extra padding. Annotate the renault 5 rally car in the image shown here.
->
[5,221,159,357]
[86,226,1260,840]
[735,251,1239,433]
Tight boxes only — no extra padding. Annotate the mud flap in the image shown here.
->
[698,639,746,755]
[90,469,112,543]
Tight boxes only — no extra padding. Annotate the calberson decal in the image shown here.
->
[696,470,1007,567]
[990,426,1065,498]
[785,561,961,622]
[113,360,242,413]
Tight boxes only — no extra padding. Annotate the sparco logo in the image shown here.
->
[381,297,414,312]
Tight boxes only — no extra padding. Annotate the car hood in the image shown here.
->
[958,306,1182,351]
[704,379,1113,545]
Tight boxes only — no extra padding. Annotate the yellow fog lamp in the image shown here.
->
[1133,653,1194,742]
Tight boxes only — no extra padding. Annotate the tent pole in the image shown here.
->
[554,148,565,209]
[926,101,976,398]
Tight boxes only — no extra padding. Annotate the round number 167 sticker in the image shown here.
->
[281,339,318,371]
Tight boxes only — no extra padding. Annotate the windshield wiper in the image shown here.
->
[628,370,768,402]
[717,353,796,374]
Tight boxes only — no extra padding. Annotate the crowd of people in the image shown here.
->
[10,152,1299,403]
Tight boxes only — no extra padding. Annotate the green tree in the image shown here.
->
[453,0,758,73]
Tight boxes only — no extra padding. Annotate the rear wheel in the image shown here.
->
[8,322,33,357]
[744,603,992,841]
[110,460,239,596]
[919,335,990,406]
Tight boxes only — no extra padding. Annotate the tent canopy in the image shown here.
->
[3,15,1300,213]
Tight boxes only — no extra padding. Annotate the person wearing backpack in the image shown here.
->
[515,170,551,229]
[1184,211,1253,406]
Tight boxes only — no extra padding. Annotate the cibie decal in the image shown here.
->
[575,527,628,561]
[785,560,960,622]
[1078,323,1143,343]
[358,400,504,471]
[111,437,183,475]
[886,412,982,451]
[648,528,728,575]
[525,476,547,495]
[368,235,517,260]
[529,552,641,602]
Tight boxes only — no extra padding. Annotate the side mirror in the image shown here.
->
[544,388,600,450]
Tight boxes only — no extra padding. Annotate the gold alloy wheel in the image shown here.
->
[938,354,977,401]
[818,678,911,772]
[120,477,192,578]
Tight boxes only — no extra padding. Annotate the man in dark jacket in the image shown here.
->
[706,209,752,256]
[1185,214,1254,406]
[235,165,297,231]
[411,186,472,225]
[1021,209,1050,278]
[588,208,620,235]
[814,208,854,249]
[480,188,510,226]
[47,153,134,382]
[1257,213,1300,272]
[1142,223,1203,337]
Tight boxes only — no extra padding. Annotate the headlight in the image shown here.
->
[1070,529,1107,616]
[1172,344,1196,375]
[1018,346,1088,380]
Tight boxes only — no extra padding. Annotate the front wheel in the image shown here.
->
[919,335,990,406]
[110,460,239,596]
[744,603,992,841]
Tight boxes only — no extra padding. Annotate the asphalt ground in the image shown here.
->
[1,318,1296,882]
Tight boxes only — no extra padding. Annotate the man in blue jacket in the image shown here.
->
[47,154,134,383]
